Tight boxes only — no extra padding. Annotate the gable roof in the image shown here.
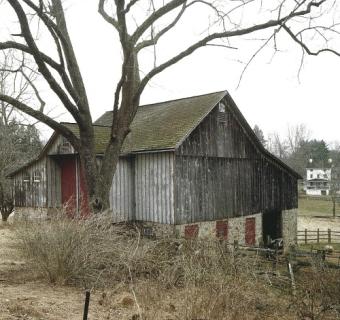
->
[94,91,226,154]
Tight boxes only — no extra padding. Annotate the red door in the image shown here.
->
[245,218,256,246]
[60,157,77,216]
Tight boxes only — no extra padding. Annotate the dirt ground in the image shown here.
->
[298,216,340,231]
[0,224,143,320]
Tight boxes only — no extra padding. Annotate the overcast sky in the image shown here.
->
[1,0,340,144]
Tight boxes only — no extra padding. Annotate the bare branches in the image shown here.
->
[8,0,81,122]
[131,0,186,43]
[98,0,120,32]
[136,1,187,52]
[283,24,340,57]
[22,0,90,111]
[0,93,80,148]
[133,0,339,99]
[0,41,60,70]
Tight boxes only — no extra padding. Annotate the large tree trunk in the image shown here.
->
[90,49,140,212]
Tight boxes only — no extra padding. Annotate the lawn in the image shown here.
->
[298,196,340,217]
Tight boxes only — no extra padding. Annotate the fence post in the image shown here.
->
[317,228,320,244]
[83,290,91,320]
[328,229,331,244]
[305,228,308,245]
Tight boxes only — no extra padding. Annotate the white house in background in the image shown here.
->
[305,168,331,196]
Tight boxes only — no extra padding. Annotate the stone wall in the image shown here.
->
[11,207,48,221]
[175,213,263,246]
[282,208,297,248]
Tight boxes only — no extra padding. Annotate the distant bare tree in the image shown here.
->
[287,124,311,155]
[0,0,339,210]
[267,132,289,159]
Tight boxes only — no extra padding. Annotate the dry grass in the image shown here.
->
[13,212,340,319]
[299,197,340,217]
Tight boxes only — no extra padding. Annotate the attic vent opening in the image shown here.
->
[58,136,72,154]
[218,102,227,123]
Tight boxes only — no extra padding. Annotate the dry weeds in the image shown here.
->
[3,214,340,319]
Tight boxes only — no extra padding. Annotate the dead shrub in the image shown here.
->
[15,211,139,287]
[292,258,340,320]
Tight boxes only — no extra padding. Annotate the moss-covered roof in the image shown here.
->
[90,91,226,154]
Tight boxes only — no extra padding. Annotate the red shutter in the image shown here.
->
[216,220,228,240]
[184,224,199,239]
[245,217,256,246]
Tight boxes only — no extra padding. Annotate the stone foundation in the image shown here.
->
[282,209,297,248]
[175,213,263,246]
[11,207,48,221]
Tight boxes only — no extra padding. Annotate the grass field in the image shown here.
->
[298,196,340,217]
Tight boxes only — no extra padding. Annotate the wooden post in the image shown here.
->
[317,228,320,244]
[233,240,239,251]
[83,290,91,320]
[328,229,331,244]
[305,228,308,245]
[287,261,296,296]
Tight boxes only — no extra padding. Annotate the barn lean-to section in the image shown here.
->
[9,90,300,248]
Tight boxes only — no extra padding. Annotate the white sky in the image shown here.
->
[1,0,340,143]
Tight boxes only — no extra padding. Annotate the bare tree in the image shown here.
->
[0,0,339,210]
[267,132,289,159]
[0,50,43,221]
[287,124,311,155]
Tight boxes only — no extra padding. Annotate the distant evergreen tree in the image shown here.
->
[253,125,266,147]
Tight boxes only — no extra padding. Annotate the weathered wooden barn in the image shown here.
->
[9,91,300,247]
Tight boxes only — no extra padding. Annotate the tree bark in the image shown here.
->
[76,48,140,213]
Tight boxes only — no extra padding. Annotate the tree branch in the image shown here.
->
[0,93,80,149]
[0,41,60,70]
[124,0,140,13]
[134,0,331,99]
[8,0,81,123]
[98,0,121,32]
[283,24,340,57]
[136,1,187,52]
[131,0,186,43]
[21,0,90,113]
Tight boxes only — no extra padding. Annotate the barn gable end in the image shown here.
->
[173,95,298,224]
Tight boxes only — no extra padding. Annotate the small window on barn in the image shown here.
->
[23,171,31,183]
[33,170,41,183]
[218,102,227,123]
[310,174,313,179]
[218,102,226,113]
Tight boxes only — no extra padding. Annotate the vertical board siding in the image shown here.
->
[135,152,174,224]
[110,158,134,222]
[175,98,298,224]
[46,157,62,207]
[13,158,47,208]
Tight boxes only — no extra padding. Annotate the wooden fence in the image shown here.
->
[297,229,340,244]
